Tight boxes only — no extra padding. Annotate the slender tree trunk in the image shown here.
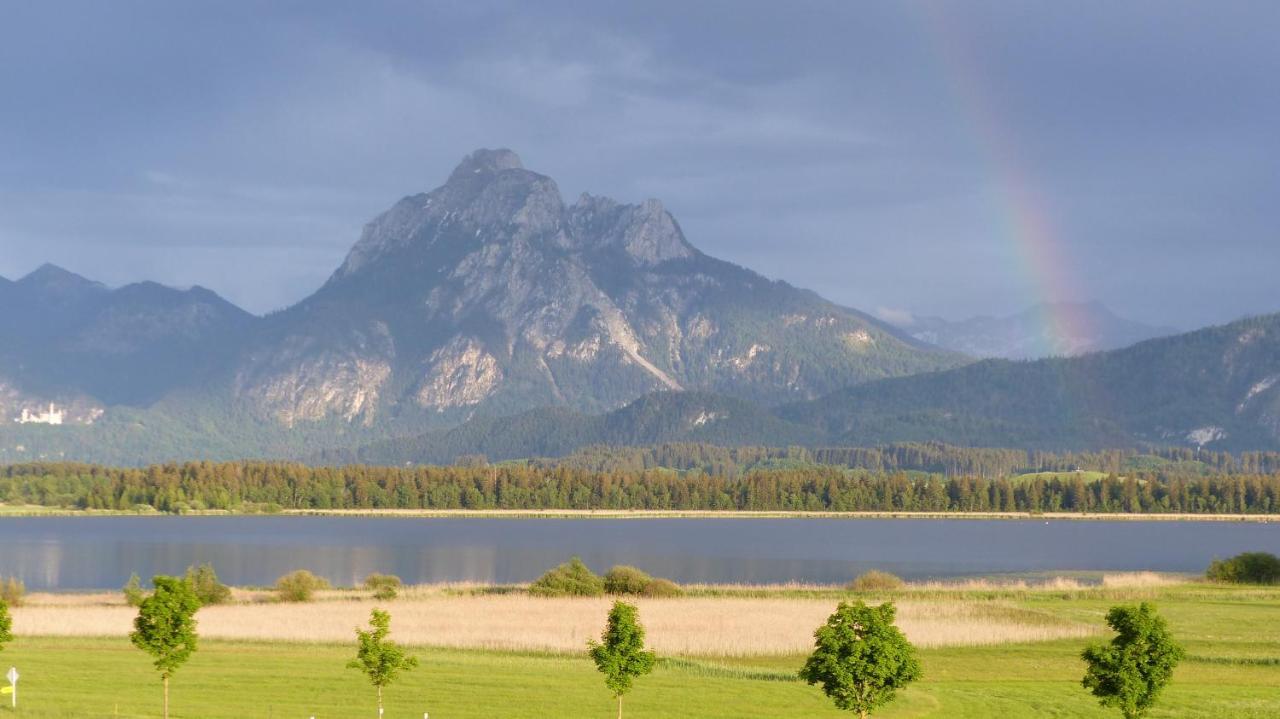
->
[617,694,623,719]
[163,675,169,719]
[377,685,383,717]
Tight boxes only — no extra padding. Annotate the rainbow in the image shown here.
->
[914,2,1092,357]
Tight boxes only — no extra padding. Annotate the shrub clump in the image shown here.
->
[604,565,653,595]
[184,563,232,605]
[529,557,605,597]
[848,570,906,593]
[123,573,147,607]
[640,578,684,598]
[364,573,403,600]
[275,569,331,602]
[1206,552,1280,585]
[0,577,25,607]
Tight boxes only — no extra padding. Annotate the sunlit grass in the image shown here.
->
[5,582,1280,717]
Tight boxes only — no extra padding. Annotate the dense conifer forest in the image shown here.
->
[4,443,1280,514]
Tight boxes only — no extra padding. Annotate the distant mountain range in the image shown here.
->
[332,312,1280,464]
[2,149,1276,465]
[898,302,1179,359]
[0,149,959,463]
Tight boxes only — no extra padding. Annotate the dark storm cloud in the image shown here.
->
[0,1,1275,327]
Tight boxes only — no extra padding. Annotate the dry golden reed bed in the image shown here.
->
[12,594,1094,656]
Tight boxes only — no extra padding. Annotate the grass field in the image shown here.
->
[2,580,1279,717]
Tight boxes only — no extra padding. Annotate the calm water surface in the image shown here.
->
[0,516,1276,590]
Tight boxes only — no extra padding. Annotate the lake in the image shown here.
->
[0,516,1276,590]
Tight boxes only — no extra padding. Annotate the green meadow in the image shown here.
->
[2,583,1279,718]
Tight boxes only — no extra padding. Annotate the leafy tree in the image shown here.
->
[123,572,147,607]
[348,609,418,717]
[0,596,12,651]
[184,563,231,605]
[1082,603,1185,718]
[639,578,683,597]
[275,569,331,602]
[588,601,656,719]
[604,565,652,595]
[530,557,605,597]
[800,601,921,718]
[1206,552,1280,585]
[363,573,403,601]
[847,571,904,593]
[130,575,201,719]
[0,577,24,607]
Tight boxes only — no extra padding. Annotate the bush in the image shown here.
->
[848,570,905,593]
[0,577,25,607]
[604,565,653,595]
[184,563,232,605]
[364,573,403,600]
[640,578,684,597]
[1206,552,1280,585]
[275,569,331,602]
[529,557,605,597]
[123,573,147,607]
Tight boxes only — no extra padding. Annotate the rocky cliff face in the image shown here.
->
[232,149,959,426]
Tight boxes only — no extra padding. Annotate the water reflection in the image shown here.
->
[0,516,1275,590]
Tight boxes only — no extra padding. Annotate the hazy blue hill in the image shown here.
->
[0,267,255,406]
[904,302,1179,359]
[781,313,1280,450]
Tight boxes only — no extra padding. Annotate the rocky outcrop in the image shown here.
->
[231,149,957,425]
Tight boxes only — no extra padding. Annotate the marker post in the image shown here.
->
[4,666,17,708]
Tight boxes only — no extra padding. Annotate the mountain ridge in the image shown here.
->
[0,148,962,459]
[900,301,1179,359]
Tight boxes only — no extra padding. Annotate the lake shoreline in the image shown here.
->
[1,504,1277,522]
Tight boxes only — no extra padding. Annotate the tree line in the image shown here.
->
[553,442,1280,479]
[4,458,1280,514]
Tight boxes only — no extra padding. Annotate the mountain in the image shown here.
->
[0,265,253,423]
[780,312,1280,450]
[229,148,961,429]
[334,312,1280,463]
[0,149,962,462]
[900,302,1178,359]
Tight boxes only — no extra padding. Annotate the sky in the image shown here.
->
[0,1,1276,329]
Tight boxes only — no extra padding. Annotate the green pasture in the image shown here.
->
[1,586,1278,718]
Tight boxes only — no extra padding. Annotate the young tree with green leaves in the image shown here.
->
[0,596,13,651]
[130,575,201,719]
[800,601,921,718]
[588,601,656,719]
[123,572,147,607]
[348,609,418,717]
[1082,603,1185,718]
[184,563,231,605]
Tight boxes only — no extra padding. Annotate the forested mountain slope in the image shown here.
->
[781,313,1280,450]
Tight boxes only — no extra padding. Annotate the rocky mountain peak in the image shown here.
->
[446,148,524,182]
[17,263,105,296]
[568,193,695,265]
[331,149,566,281]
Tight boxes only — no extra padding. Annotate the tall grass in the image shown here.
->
[11,595,1095,656]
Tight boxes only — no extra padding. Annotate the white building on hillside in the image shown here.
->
[15,403,65,425]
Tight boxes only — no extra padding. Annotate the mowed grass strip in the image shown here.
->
[11,596,1094,655]
[5,635,1280,718]
[1,637,854,719]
